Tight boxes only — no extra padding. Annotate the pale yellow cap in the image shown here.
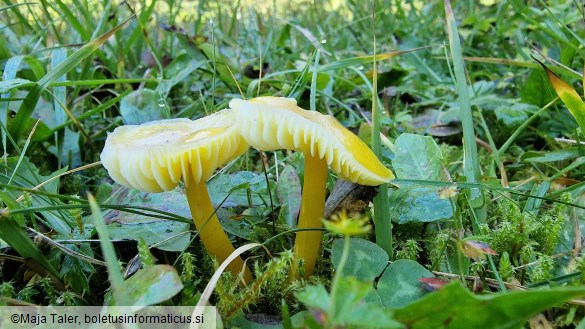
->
[229,97,394,185]
[100,109,249,192]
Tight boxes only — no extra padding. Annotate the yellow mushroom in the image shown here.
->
[100,110,253,282]
[229,96,394,277]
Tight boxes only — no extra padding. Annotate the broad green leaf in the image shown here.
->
[377,259,434,308]
[107,218,190,252]
[6,116,53,142]
[207,171,276,208]
[104,185,191,252]
[391,134,452,223]
[60,252,93,294]
[120,89,169,125]
[332,276,401,329]
[276,165,301,229]
[294,283,330,312]
[295,277,401,329]
[331,238,388,282]
[157,59,204,96]
[48,128,81,167]
[392,133,443,180]
[388,186,453,223]
[119,265,183,306]
[394,282,585,329]
[521,69,555,107]
[537,59,585,132]
[494,103,534,127]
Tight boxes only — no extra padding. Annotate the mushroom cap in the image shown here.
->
[229,97,394,185]
[100,109,248,192]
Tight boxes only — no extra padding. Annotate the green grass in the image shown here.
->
[1,0,585,327]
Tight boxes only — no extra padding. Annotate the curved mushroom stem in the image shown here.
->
[185,177,253,282]
[291,154,328,278]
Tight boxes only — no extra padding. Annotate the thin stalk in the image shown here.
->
[291,155,328,278]
[185,177,253,282]
[371,3,392,258]
[450,197,466,281]
[329,235,350,318]
[88,194,127,305]
[444,0,485,221]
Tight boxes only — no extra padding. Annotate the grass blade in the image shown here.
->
[88,193,128,305]
[0,191,60,278]
[1,55,25,158]
[370,3,392,258]
[444,0,485,224]
[7,15,134,146]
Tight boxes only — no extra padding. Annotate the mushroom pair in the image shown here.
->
[100,96,393,281]
[100,110,254,282]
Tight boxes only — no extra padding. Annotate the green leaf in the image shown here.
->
[104,185,191,252]
[332,276,401,329]
[521,148,582,163]
[207,171,276,207]
[392,133,443,180]
[107,218,190,252]
[493,103,533,127]
[390,134,452,223]
[521,69,555,107]
[388,186,453,223]
[331,238,388,282]
[295,283,330,311]
[536,58,585,132]
[0,193,60,278]
[119,265,183,306]
[444,0,483,210]
[0,78,34,93]
[394,282,585,329]
[377,259,434,308]
[120,89,169,125]
[295,277,401,329]
[276,165,301,229]
[157,60,204,96]
[89,194,126,304]
[47,128,81,167]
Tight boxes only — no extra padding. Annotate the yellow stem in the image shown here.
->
[185,178,253,282]
[292,154,328,278]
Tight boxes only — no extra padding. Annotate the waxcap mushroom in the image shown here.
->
[229,96,394,278]
[100,109,253,281]
[101,110,248,192]
[229,97,394,185]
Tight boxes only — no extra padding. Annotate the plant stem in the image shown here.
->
[330,235,350,319]
[444,0,485,223]
[291,155,328,278]
[88,194,127,305]
[185,177,253,282]
[370,4,393,259]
